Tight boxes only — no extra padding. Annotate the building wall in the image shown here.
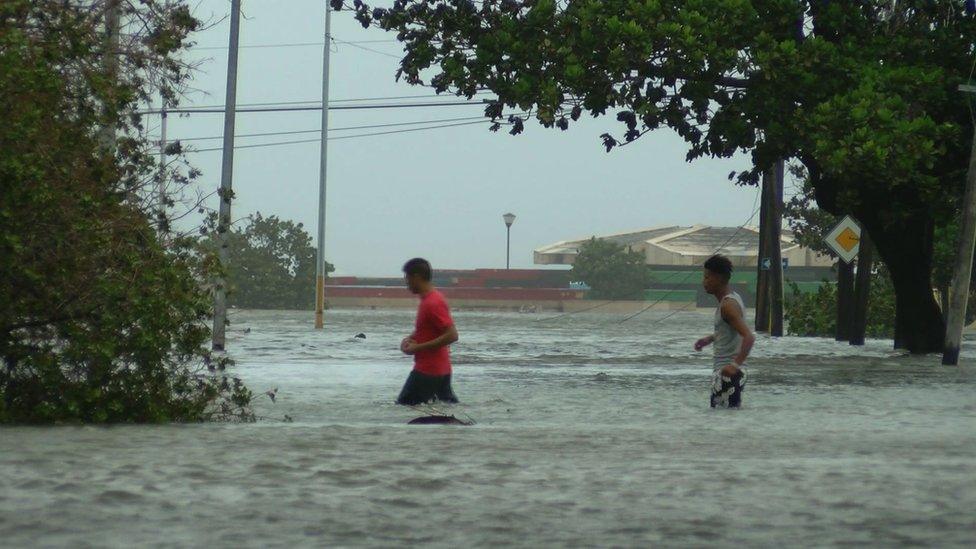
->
[534,251,577,265]
[641,243,832,268]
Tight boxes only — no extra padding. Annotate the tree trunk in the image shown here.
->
[861,213,945,353]
[806,163,944,353]
[940,282,950,325]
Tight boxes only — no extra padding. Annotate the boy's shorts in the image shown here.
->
[710,368,746,408]
[396,370,458,406]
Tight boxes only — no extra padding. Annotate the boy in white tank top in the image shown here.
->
[694,255,756,408]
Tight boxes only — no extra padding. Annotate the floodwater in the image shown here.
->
[1,308,974,547]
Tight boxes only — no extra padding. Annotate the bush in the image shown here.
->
[785,268,896,338]
[0,1,254,423]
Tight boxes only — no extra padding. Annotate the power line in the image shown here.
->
[158,119,496,154]
[192,39,398,51]
[332,37,402,59]
[536,188,762,324]
[617,189,763,323]
[156,115,506,142]
[157,91,489,111]
[137,100,489,115]
[330,119,494,141]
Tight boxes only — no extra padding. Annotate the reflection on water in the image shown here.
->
[1,309,974,547]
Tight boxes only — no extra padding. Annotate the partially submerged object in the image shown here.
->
[407,414,472,426]
[406,403,475,425]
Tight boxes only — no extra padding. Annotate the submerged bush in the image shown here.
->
[785,269,896,339]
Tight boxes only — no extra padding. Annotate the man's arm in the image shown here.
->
[404,325,458,354]
[400,335,416,352]
[694,334,715,351]
[721,300,755,367]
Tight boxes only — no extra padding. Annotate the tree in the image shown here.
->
[570,238,649,299]
[0,1,253,423]
[335,0,976,353]
[202,213,334,310]
[786,164,976,325]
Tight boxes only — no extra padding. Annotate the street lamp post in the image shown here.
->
[503,212,516,269]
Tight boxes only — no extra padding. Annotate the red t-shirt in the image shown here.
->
[413,289,454,376]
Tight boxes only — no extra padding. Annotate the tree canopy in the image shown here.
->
[571,238,649,300]
[335,0,976,352]
[202,213,333,310]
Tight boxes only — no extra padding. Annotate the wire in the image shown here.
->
[617,188,763,323]
[533,299,617,323]
[162,119,495,153]
[192,39,398,51]
[157,93,487,111]
[331,37,402,59]
[330,119,491,140]
[534,190,760,324]
[138,100,489,115]
[159,113,520,142]
[535,193,761,326]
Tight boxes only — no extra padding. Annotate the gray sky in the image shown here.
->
[164,0,779,276]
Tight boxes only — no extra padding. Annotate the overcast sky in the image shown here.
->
[162,0,786,276]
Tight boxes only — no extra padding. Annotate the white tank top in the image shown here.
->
[713,291,746,369]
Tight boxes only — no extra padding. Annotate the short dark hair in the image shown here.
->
[704,254,733,281]
[402,258,432,281]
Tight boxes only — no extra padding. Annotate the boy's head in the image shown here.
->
[402,257,433,294]
[702,254,733,295]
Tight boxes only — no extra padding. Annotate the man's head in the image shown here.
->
[402,257,433,294]
[702,254,733,295]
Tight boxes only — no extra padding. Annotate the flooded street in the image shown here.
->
[1,309,974,547]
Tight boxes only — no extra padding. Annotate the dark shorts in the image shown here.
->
[396,370,458,406]
[710,368,746,408]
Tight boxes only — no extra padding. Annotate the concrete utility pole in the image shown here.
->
[99,0,121,153]
[212,0,242,351]
[943,84,976,365]
[158,109,168,232]
[769,160,785,337]
[314,3,333,330]
[850,232,874,346]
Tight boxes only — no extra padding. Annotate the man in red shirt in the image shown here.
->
[397,258,460,405]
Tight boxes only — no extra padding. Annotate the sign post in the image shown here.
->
[825,216,862,343]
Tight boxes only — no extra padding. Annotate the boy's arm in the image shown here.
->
[405,325,458,353]
[694,334,715,351]
[721,300,755,366]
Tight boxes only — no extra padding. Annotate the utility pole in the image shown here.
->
[755,161,785,334]
[99,0,121,153]
[943,84,976,365]
[836,261,854,341]
[755,169,771,332]
[770,159,785,337]
[850,232,874,346]
[314,3,333,330]
[212,0,242,351]
[158,108,168,233]
[157,3,170,234]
